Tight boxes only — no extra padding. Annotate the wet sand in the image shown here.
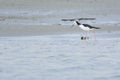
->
[0,24,120,37]
[0,0,120,9]
[0,0,120,26]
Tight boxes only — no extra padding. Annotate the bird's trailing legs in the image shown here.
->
[93,30,96,41]
[81,30,97,41]
[81,32,89,40]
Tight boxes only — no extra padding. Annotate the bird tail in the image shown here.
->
[94,27,100,29]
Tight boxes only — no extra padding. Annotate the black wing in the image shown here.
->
[83,24,100,29]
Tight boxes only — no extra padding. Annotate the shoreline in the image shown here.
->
[0,23,120,37]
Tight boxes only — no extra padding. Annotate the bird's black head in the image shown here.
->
[75,21,81,25]
[72,20,81,27]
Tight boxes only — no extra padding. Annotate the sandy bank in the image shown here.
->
[0,0,119,10]
[0,24,120,37]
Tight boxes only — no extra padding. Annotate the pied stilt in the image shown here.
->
[73,21,100,40]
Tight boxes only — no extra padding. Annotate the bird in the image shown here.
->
[73,20,100,40]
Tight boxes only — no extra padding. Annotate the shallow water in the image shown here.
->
[0,32,120,80]
[0,0,120,80]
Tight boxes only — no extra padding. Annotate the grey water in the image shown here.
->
[0,32,120,80]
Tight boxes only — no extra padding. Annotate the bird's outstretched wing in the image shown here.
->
[61,18,95,21]
[83,24,100,29]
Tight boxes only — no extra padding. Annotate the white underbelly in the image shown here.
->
[79,25,92,31]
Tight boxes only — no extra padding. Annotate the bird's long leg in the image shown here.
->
[86,32,87,38]
[86,31,89,40]
[93,30,96,41]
